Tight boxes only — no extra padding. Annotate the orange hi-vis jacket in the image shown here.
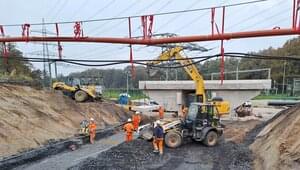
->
[89,122,97,134]
[123,122,134,134]
[132,114,141,129]
[159,106,164,119]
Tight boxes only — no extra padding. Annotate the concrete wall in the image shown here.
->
[140,80,271,90]
[146,89,260,113]
[140,80,271,113]
[213,90,261,112]
[146,90,182,112]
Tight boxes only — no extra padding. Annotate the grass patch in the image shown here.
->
[254,94,300,100]
[103,89,148,100]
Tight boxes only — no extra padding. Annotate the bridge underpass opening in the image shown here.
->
[139,79,271,115]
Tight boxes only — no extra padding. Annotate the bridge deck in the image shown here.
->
[139,80,271,90]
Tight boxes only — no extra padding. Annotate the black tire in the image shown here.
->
[74,90,88,102]
[139,126,154,140]
[165,131,182,148]
[203,130,218,147]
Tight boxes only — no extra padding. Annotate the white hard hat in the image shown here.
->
[127,118,132,122]
[135,111,140,114]
[154,120,161,127]
[156,120,161,125]
[90,118,94,121]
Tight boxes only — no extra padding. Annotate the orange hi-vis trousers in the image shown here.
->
[153,138,164,154]
[126,132,133,142]
[90,131,96,144]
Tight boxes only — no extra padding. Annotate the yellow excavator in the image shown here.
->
[147,46,230,115]
[138,47,230,148]
[52,77,102,102]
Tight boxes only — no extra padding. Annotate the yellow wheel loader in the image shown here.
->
[138,103,224,148]
[52,82,97,102]
[53,77,102,102]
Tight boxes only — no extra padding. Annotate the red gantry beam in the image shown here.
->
[0,28,299,45]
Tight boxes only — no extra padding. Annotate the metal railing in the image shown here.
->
[206,68,271,80]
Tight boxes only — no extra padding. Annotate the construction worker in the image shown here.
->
[88,118,97,144]
[123,118,134,142]
[158,106,164,119]
[153,121,164,155]
[132,111,141,130]
[181,105,189,119]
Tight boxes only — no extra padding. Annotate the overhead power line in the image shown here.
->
[2,0,267,27]
[50,0,70,22]
[5,51,299,64]
[155,0,203,31]
[86,0,139,35]
[86,0,116,20]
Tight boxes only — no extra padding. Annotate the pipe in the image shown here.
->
[0,28,299,45]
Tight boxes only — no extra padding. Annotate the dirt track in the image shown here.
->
[69,120,264,170]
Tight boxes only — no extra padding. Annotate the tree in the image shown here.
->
[0,43,42,80]
[66,37,300,89]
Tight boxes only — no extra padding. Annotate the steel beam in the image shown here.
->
[0,28,299,45]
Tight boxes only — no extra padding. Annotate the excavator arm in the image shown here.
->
[148,47,206,102]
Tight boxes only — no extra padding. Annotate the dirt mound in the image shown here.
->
[223,120,261,144]
[250,104,300,170]
[0,84,130,157]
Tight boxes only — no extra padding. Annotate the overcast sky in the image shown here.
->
[0,0,295,75]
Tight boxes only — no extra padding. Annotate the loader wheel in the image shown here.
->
[165,131,182,148]
[203,131,218,147]
[74,90,88,102]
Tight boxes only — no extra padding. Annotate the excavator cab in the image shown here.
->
[186,103,220,127]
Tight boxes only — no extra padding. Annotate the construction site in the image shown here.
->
[0,0,300,170]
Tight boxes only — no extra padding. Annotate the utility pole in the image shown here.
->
[54,62,58,78]
[41,18,52,87]
[126,72,129,95]
[236,60,240,80]
[282,60,286,94]
[42,19,47,87]
[46,41,52,87]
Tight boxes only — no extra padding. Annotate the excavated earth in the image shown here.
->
[69,120,266,170]
[2,84,299,170]
[251,104,300,170]
[69,105,300,170]
[0,84,131,158]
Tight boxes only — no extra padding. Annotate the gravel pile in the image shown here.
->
[69,124,264,170]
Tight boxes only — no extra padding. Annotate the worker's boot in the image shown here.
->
[153,145,159,153]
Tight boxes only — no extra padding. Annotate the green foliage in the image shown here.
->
[254,94,300,100]
[0,43,42,81]
[66,37,300,89]
[103,89,148,100]
[239,38,300,83]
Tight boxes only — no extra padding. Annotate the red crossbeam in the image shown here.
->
[0,28,299,44]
